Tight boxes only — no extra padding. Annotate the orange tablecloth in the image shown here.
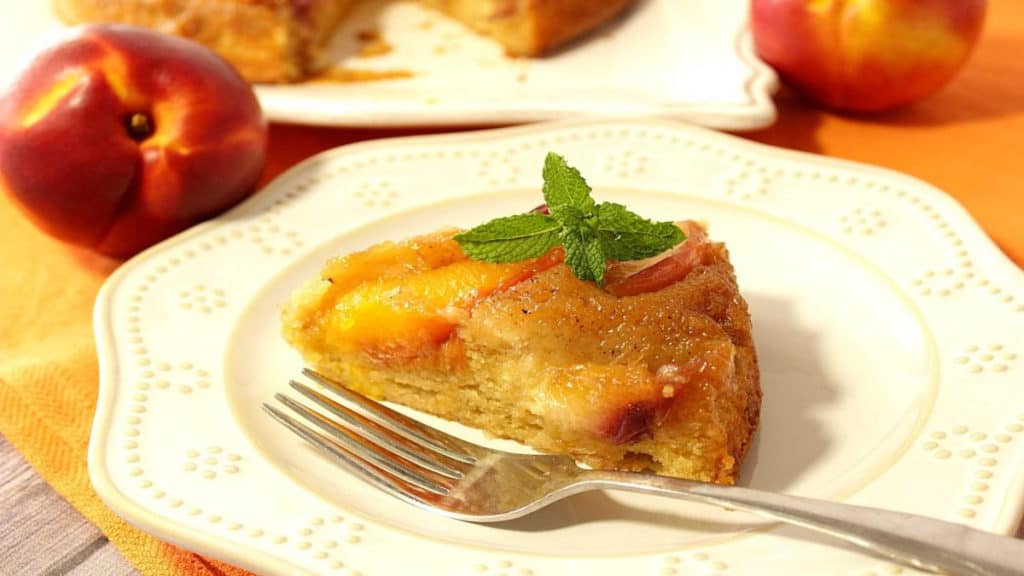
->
[1,2,1022,574]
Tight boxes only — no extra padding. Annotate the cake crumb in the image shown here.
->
[662,385,675,398]
[355,28,393,58]
[308,68,413,84]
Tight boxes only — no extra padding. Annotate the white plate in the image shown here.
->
[91,119,1024,575]
[0,0,777,130]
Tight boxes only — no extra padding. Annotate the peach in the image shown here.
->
[319,232,564,363]
[0,24,267,256]
[752,0,987,113]
[605,221,711,297]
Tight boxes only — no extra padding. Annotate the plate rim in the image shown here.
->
[89,118,1024,575]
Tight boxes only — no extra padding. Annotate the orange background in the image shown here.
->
[0,1,1021,575]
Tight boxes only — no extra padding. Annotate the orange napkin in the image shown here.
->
[0,156,252,575]
[0,123,472,576]
[1,2,1023,572]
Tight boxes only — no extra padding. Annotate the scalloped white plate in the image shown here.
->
[91,119,1024,575]
[0,0,777,130]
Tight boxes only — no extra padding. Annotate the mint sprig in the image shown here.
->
[451,212,560,263]
[454,153,686,285]
[542,151,596,228]
[595,202,686,262]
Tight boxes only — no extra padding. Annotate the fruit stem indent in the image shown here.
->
[126,112,153,141]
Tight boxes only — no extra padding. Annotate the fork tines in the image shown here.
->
[263,369,477,503]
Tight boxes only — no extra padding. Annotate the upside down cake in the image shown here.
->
[51,0,638,83]
[282,221,760,484]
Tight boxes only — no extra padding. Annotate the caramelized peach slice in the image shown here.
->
[323,235,563,362]
[605,221,716,297]
[539,364,676,444]
[540,341,734,444]
[320,230,467,296]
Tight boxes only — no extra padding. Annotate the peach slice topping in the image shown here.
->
[605,221,714,297]
[318,222,716,366]
[322,232,563,362]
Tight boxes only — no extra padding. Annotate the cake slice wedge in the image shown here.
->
[282,220,760,484]
[51,0,355,83]
[416,0,637,57]
[51,0,638,83]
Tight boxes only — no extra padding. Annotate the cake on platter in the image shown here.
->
[51,0,638,82]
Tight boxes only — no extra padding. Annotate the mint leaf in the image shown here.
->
[561,228,607,285]
[543,152,596,225]
[548,204,591,231]
[454,213,560,263]
[596,203,686,261]
[454,152,690,286]
[583,236,607,286]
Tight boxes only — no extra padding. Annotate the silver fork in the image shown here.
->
[265,369,1024,576]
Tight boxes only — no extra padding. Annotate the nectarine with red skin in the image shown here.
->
[0,24,267,256]
[752,0,987,113]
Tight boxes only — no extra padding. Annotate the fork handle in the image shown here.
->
[580,470,1024,576]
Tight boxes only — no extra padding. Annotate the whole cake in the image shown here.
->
[51,0,638,83]
[281,217,760,483]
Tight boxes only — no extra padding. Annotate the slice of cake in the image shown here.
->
[416,0,636,57]
[51,0,355,83]
[51,0,637,83]
[282,220,760,483]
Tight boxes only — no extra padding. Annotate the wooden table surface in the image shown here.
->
[1,435,136,575]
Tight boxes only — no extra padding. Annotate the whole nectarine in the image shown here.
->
[0,24,267,256]
[752,0,987,113]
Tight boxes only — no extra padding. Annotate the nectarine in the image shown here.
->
[752,0,987,113]
[0,24,267,256]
